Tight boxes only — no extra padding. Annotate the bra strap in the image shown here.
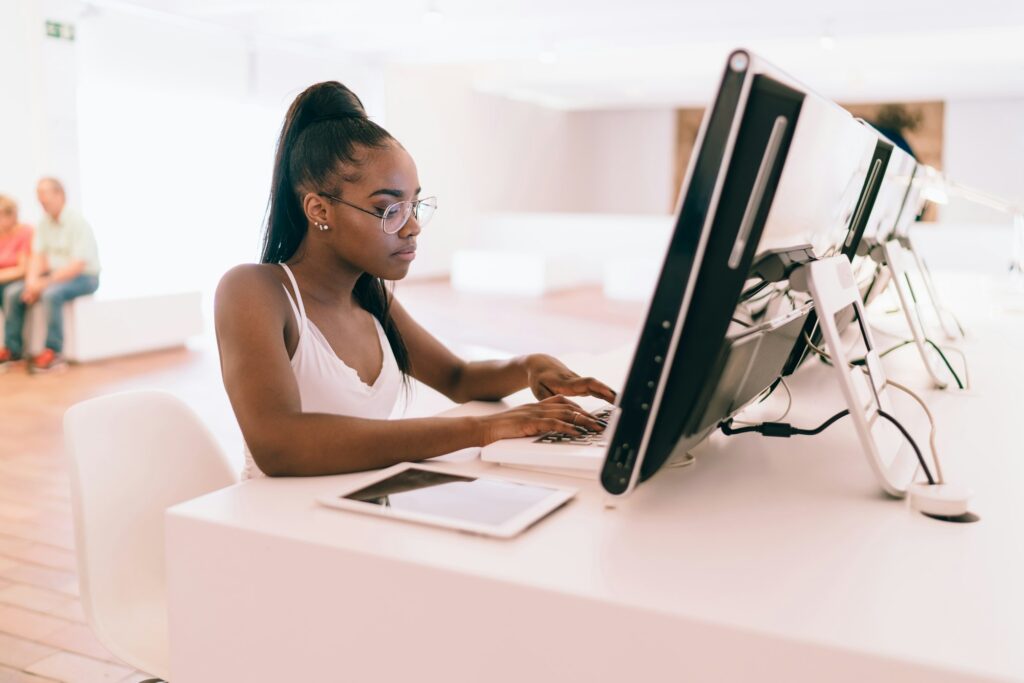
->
[278,263,307,329]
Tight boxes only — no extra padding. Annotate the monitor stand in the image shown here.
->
[896,234,965,341]
[790,256,920,497]
[879,239,953,389]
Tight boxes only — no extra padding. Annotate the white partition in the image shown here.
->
[450,212,671,296]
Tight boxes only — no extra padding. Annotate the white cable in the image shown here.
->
[803,332,946,485]
[883,378,945,485]
[803,330,832,362]
[776,377,793,422]
[731,377,793,426]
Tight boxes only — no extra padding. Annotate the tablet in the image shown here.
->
[316,463,576,538]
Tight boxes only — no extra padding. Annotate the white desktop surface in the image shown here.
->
[166,275,1024,683]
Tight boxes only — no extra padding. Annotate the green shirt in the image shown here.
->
[34,208,101,276]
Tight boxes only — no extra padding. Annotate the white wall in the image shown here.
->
[0,0,81,218]
[73,7,385,304]
[384,64,676,277]
[941,97,1024,225]
[563,108,676,214]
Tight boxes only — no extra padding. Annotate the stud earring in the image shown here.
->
[316,222,329,231]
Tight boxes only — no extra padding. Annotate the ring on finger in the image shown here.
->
[571,412,579,426]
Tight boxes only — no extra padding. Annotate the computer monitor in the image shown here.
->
[891,163,930,241]
[858,151,920,306]
[861,145,917,247]
[599,50,885,496]
[779,133,896,375]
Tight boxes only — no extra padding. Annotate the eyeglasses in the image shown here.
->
[318,192,437,235]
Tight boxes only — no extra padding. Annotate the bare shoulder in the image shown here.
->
[215,263,290,322]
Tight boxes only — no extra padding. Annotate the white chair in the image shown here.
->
[64,390,238,681]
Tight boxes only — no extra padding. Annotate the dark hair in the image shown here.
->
[261,81,412,381]
[873,104,923,134]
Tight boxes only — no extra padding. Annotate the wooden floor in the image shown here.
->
[0,281,644,682]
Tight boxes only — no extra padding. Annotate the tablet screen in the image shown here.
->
[341,467,561,527]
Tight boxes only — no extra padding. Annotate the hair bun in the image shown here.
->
[293,81,367,130]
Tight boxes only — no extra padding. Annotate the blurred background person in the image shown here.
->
[1,178,100,373]
[870,103,923,160]
[0,194,33,371]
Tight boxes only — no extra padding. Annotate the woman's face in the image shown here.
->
[0,210,16,233]
[321,142,423,282]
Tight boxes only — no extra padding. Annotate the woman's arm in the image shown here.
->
[215,266,596,477]
[389,298,616,404]
[0,251,30,286]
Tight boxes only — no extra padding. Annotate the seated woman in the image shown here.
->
[216,81,616,478]
[0,194,33,369]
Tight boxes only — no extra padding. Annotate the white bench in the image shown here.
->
[1,291,203,362]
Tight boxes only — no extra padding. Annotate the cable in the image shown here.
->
[775,377,793,422]
[809,329,967,391]
[876,409,935,485]
[938,344,971,390]
[720,408,850,437]
[732,377,793,426]
[883,378,944,484]
[720,406,936,485]
[803,330,833,363]
[850,339,914,366]
[784,334,942,485]
[924,339,965,389]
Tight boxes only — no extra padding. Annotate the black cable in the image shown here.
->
[720,409,850,438]
[843,338,964,389]
[877,409,935,485]
[721,408,936,486]
[924,339,965,389]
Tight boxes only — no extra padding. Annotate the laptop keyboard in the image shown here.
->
[533,408,613,446]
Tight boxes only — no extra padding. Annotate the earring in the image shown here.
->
[316,222,329,231]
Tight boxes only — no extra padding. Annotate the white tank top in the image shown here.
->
[241,263,402,479]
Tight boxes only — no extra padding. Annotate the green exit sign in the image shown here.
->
[45,20,75,41]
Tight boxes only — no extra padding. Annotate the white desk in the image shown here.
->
[166,275,1024,682]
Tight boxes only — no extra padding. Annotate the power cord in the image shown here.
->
[794,331,945,484]
[882,378,944,484]
[719,407,936,485]
[721,408,849,437]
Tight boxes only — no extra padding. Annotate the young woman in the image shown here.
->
[216,81,616,478]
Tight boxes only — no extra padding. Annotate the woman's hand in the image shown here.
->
[524,354,617,403]
[476,395,607,445]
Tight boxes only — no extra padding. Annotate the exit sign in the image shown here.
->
[45,20,75,41]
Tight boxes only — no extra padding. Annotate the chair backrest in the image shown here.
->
[64,390,237,676]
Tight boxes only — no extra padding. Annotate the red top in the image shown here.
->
[0,225,33,269]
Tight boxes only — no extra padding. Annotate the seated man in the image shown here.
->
[0,195,33,371]
[0,178,100,373]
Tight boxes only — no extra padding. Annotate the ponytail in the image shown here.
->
[261,82,412,382]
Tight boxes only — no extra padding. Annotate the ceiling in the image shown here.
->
[85,0,1024,108]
